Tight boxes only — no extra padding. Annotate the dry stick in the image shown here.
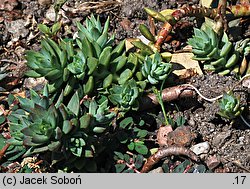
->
[73,0,121,13]
[139,85,194,111]
[141,74,250,110]
[140,146,199,173]
[139,83,225,111]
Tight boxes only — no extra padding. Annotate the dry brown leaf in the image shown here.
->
[171,52,203,77]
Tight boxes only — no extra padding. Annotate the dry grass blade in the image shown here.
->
[72,0,122,14]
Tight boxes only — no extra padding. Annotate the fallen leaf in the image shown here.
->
[171,52,203,77]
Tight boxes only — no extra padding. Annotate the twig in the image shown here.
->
[139,85,194,111]
[72,0,121,13]
[223,157,250,173]
[140,146,199,173]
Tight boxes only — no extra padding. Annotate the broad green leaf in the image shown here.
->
[173,160,191,173]
[38,24,50,35]
[25,70,42,78]
[114,151,124,160]
[127,142,135,151]
[92,126,106,134]
[136,129,148,138]
[119,117,133,129]
[87,57,98,75]
[115,164,126,173]
[119,69,132,84]
[51,22,61,35]
[135,143,148,155]
[135,154,144,169]
[48,141,61,151]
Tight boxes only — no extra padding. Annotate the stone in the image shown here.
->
[190,141,210,155]
[6,19,29,39]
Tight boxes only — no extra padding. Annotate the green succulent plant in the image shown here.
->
[25,14,145,98]
[217,91,244,120]
[141,52,172,84]
[109,79,140,112]
[235,38,250,57]
[187,24,240,75]
[6,86,115,166]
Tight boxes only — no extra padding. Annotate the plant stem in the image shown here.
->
[154,79,169,125]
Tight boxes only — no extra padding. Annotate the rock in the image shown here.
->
[212,131,232,147]
[45,6,56,22]
[190,141,210,155]
[6,19,29,39]
[206,155,221,170]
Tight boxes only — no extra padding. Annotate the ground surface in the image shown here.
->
[0,0,249,173]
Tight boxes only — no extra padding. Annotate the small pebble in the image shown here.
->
[190,141,210,155]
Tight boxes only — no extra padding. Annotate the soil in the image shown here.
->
[0,0,249,173]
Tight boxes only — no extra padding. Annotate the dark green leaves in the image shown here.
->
[67,91,80,116]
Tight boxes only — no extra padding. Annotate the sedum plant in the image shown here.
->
[109,79,140,112]
[187,24,240,75]
[141,52,172,85]
[6,86,116,171]
[25,14,144,98]
[217,91,244,120]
